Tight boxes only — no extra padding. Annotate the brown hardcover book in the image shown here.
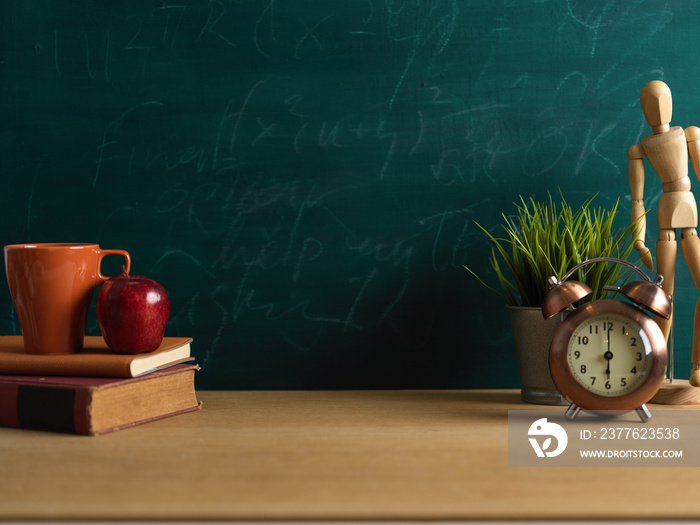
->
[0,364,201,435]
[0,336,192,377]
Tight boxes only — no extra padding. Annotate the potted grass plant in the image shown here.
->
[466,192,640,404]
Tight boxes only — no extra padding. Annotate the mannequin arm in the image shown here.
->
[627,144,653,270]
[686,126,700,182]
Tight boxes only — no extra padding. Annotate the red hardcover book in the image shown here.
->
[0,364,201,436]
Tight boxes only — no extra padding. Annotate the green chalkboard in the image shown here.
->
[2,1,700,389]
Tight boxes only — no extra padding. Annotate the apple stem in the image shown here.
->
[121,265,129,277]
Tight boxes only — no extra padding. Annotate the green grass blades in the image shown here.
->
[465,193,641,307]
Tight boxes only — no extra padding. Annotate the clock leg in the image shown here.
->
[635,404,652,422]
[565,403,581,420]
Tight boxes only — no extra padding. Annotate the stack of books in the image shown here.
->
[0,336,200,436]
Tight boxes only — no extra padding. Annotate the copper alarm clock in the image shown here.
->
[543,257,671,422]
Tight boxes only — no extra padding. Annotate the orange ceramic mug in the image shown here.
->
[4,243,131,355]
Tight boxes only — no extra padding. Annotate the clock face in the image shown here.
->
[549,299,667,411]
[568,313,652,396]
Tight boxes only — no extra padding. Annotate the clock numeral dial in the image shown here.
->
[567,314,652,396]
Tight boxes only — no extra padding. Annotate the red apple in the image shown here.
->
[96,273,170,354]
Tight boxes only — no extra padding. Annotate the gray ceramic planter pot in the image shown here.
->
[508,305,567,405]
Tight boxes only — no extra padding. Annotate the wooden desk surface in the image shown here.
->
[0,389,698,521]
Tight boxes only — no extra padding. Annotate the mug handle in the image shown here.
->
[97,249,131,282]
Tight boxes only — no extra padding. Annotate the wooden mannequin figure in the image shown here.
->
[627,80,700,388]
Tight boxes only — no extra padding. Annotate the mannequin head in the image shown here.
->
[640,80,672,129]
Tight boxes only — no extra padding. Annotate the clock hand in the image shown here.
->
[604,331,613,379]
